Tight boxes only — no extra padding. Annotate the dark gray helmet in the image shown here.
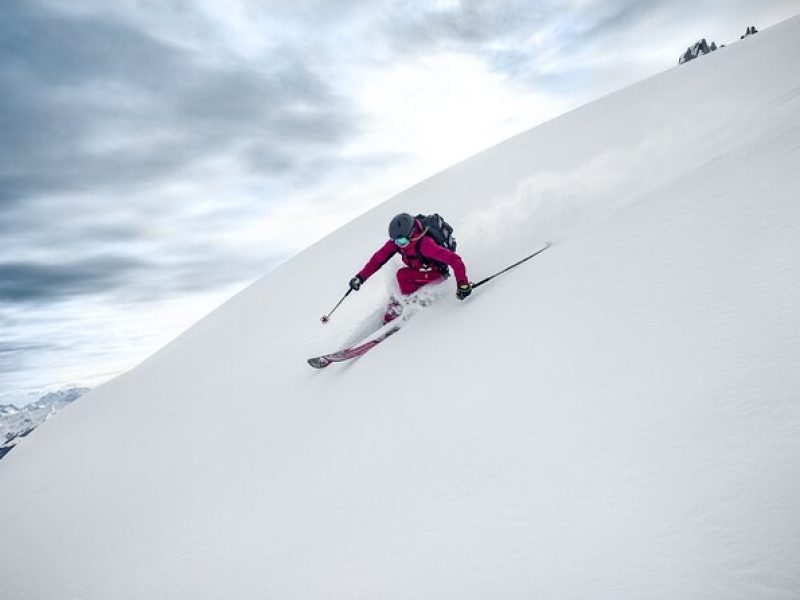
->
[388,213,415,240]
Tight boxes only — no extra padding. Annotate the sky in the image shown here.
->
[1,0,798,406]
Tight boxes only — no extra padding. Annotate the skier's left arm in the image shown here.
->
[419,237,469,285]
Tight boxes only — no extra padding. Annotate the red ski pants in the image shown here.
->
[396,267,444,295]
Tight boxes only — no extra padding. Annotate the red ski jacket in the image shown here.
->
[357,223,469,286]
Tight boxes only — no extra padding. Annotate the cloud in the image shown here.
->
[0,0,364,317]
[378,1,660,67]
[0,0,361,204]
[0,208,283,305]
[373,0,779,93]
[0,257,148,303]
[0,342,56,374]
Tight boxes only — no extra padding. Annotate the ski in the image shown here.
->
[308,300,426,369]
[308,325,401,368]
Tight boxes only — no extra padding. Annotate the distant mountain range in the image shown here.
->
[0,388,89,460]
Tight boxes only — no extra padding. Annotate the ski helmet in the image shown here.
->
[388,213,415,240]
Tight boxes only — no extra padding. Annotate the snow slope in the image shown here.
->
[2,16,799,600]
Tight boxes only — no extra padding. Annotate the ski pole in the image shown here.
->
[472,242,551,290]
[320,288,353,324]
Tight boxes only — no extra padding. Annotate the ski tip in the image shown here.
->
[307,357,331,369]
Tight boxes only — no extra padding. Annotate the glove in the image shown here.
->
[456,282,473,300]
[349,275,363,291]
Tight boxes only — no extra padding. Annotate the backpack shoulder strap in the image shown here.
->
[414,235,451,278]
[415,236,428,264]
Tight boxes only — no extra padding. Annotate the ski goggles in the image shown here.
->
[394,236,411,248]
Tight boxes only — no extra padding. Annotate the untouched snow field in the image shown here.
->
[2,15,799,600]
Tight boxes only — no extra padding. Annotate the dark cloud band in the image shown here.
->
[0,257,146,302]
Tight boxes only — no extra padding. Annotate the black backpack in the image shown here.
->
[414,213,457,276]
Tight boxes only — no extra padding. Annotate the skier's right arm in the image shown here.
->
[353,240,397,287]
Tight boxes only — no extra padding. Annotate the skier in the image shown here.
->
[348,213,472,323]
